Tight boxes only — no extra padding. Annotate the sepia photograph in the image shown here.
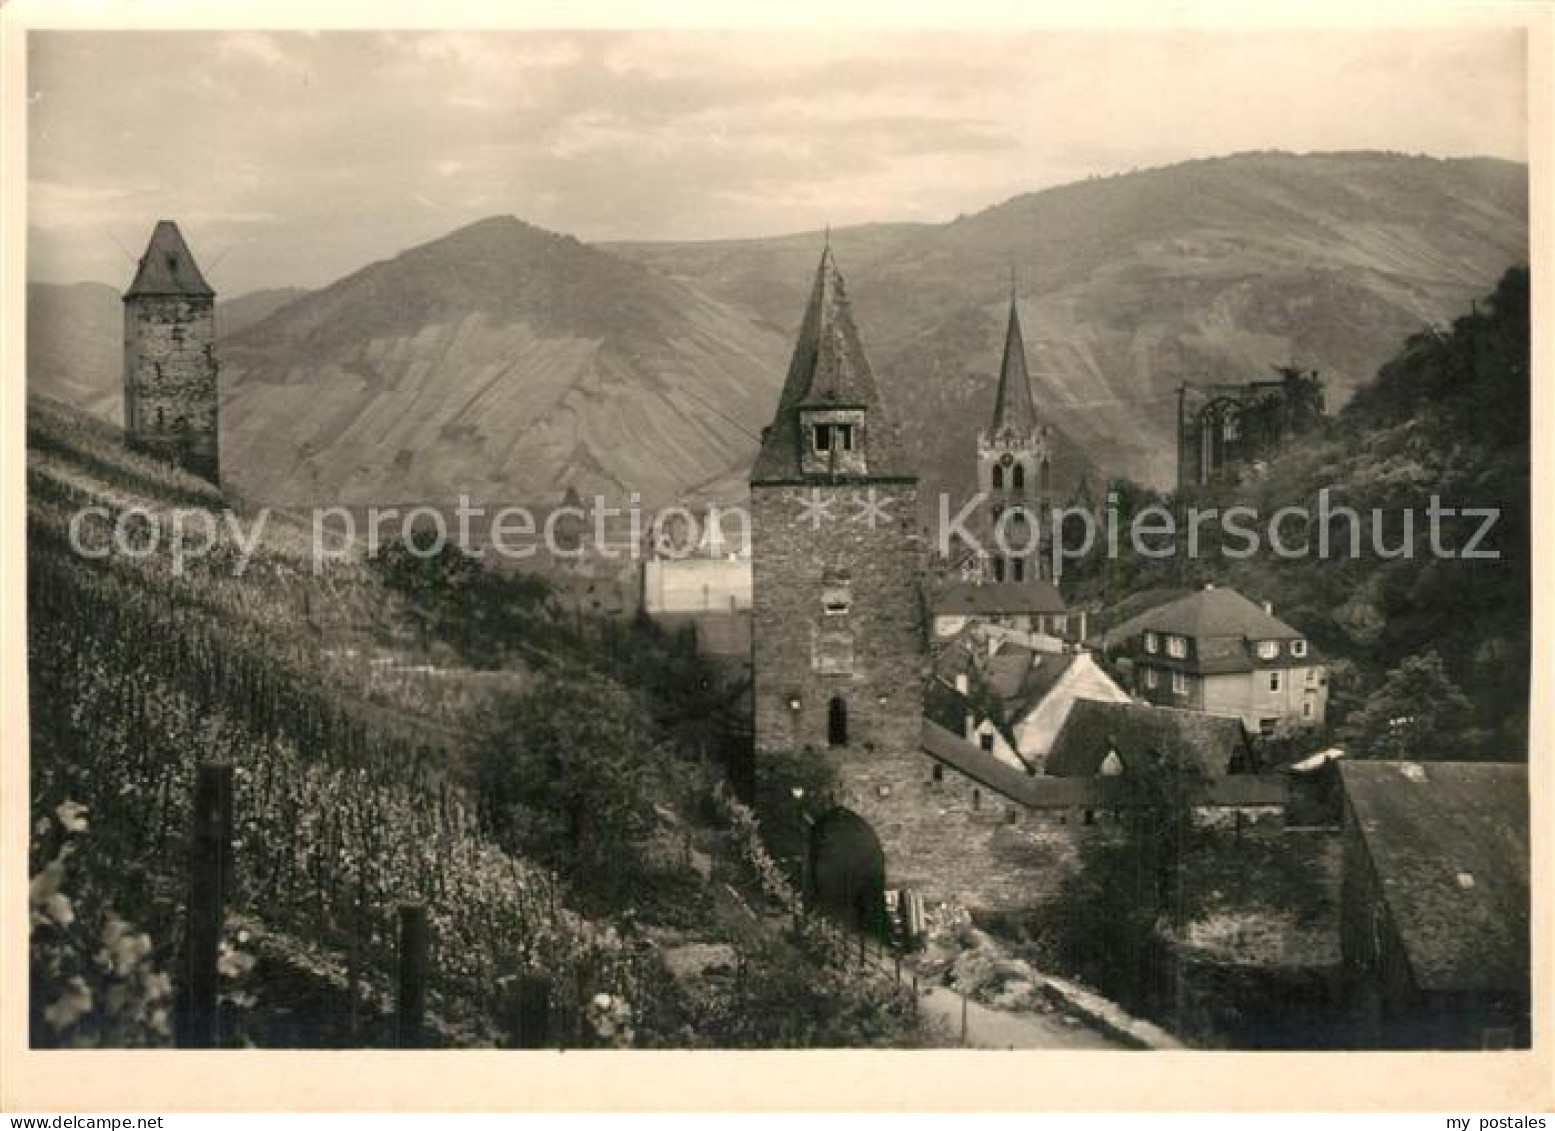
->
[2,0,1550,1115]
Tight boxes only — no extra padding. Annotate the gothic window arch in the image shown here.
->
[991,464,1004,490]
[1012,463,1025,492]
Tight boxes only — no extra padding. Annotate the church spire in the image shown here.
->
[751,245,913,484]
[991,290,1039,436]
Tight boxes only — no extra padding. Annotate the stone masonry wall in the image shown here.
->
[751,481,924,757]
[123,295,219,482]
[757,747,1127,914]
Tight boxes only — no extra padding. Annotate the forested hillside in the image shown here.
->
[1069,266,1530,756]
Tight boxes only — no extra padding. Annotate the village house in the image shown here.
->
[929,578,1085,646]
[1044,698,1255,779]
[1337,760,1530,1049]
[926,639,1132,774]
[1102,583,1327,734]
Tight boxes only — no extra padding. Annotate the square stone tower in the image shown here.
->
[122,221,220,483]
[749,247,923,759]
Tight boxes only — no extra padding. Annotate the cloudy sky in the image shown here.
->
[27,27,1528,295]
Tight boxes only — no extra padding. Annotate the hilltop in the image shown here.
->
[28,152,1527,504]
[613,151,1527,493]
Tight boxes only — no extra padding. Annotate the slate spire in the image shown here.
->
[750,245,912,483]
[124,221,215,299]
[991,291,1038,436]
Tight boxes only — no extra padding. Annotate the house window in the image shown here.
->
[1306,668,1318,686]
[932,763,944,783]
[1302,700,1314,719]
[1166,635,1187,658]
[1144,667,1159,689]
[1291,639,1308,658]
[1260,717,1278,737]
[1144,631,1160,654]
[979,732,994,752]
[1171,671,1188,696]
[1257,640,1280,660]
[972,789,982,811]
[1269,671,1282,692]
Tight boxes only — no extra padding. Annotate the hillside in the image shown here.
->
[29,152,1527,506]
[612,151,1528,492]
[26,397,930,1048]
[1068,267,1531,755]
[25,282,310,422]
[219,285,310,335]
[216,217,790,505]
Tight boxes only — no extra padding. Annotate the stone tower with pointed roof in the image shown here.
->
[750,247,923,758]
[974,292,1053,581]
[123,221,220,482]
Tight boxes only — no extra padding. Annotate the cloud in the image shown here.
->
[25,27,1528,293]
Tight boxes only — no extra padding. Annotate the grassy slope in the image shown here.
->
[26,398,928,1048]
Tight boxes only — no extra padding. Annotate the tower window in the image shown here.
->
[991,464,1004,490]
[1012,463,1025,492]
[812,423,855,454]
[992,558,1006,582]
[827,696,848,748]
[1011,558,1025,582]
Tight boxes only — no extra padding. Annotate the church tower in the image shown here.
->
[123,221,220,483]
[975,291,1052,581]
[750,246,922,758]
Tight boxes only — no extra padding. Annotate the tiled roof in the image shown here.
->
[1122,585,1302,642]
[921,720,1286,810]
[1339,760,1529,995]
[985,641,1037,701]
[932,579,1067,617]
[990,295,1039,436]
[750,247,913,484]
[1044,699,1251,777]
[923,677,974,735]
[124,221,215,299]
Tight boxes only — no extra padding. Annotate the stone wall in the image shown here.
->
[756,747,1126,914]
[750,481,924,757]
[123,294,219,481]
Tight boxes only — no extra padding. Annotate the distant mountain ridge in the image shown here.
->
[28,151,1528,504]
[611,151,1528,493]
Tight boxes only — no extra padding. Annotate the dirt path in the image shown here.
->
[912,981,1125,1049]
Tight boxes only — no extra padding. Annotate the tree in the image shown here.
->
[1337,650,1475,758]
[470,674,679,891]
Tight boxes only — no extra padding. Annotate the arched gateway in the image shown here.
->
[808,807,888,939]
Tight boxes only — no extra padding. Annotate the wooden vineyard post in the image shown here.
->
[960,989,969,1047]
[506,974,553,1049]
[396,903,429,1048]
[178,761,233,1049]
